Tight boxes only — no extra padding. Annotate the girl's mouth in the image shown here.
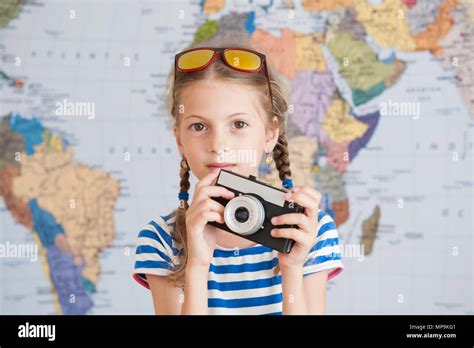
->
[207,163,236,171]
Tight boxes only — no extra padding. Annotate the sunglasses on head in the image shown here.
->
[174,47,273,104]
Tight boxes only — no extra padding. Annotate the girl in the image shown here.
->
[132,36,344,315]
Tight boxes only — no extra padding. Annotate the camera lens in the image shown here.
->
[234,207,249,223]
[223,195,265,235]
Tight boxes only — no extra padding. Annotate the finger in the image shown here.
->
[189,199,225,221]
[271,228,312,246]
[198,211,224,224]
[271,213,313,235]
[195,170,220,191]
[194,186,235,205]
[294,186,321,204]
[201,198,225,215]
[187,210,224,231]
[285,191,318,220]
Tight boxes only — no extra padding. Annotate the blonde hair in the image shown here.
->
[165,35,292,286]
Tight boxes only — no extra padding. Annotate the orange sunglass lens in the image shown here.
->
[224,50,262,71]
[177,49,215,70]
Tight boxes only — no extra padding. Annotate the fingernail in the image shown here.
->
[271,217,277,224]
[271,229,276,235]
[293,187,300,192]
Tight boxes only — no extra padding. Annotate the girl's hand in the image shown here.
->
[185,170,235,268]
[270,186,322,271]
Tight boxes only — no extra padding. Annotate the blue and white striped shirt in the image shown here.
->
[132,209,344,315]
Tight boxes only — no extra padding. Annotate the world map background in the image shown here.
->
[0,0,472,314]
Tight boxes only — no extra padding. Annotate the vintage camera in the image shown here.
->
[208,169,304,253]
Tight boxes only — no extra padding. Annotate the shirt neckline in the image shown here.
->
[215,242,261,251]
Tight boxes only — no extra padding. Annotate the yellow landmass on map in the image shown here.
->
[12,143,120,284]
[295,32,327,71]
[322,95,368,143]
[354,0,416,50]
[361,205,381,255]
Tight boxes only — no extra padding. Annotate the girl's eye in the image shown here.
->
[233,120,248,129]
[190,123,206,132]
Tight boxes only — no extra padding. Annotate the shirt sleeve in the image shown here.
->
[303,209,344,281]
[132,216,180,289]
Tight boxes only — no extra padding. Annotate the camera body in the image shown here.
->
[208,169,304,253]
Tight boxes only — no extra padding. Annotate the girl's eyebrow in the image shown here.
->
[184,112,252,121]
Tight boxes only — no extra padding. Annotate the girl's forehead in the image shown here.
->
[180,79,268,123]
[183,78,255,100]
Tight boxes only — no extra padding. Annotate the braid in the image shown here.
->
[168,159,190,287]
[272,132,292,276]
[273,132,292,181]
[179,161,190,207]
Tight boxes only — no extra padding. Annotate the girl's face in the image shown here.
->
[174,79,279,180]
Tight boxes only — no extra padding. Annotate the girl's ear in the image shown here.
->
[265,116,280,151]
[173,126,185,156]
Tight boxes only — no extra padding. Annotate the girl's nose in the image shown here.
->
[208,129,228,154]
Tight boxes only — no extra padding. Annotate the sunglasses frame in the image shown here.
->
[174,47,273,104]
